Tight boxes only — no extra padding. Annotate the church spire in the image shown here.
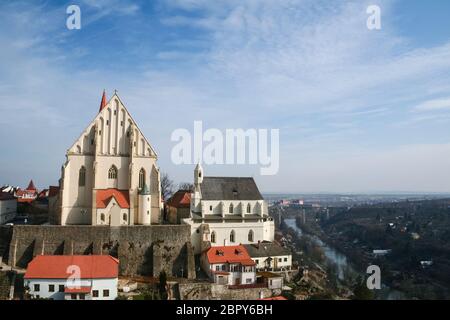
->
[99,90,107,112]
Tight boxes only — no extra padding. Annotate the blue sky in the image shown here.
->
[1,0,450,193]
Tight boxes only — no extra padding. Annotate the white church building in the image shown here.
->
[183,164,275,254]
[53,91,162,226]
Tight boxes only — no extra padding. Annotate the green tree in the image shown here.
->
[351,277,374,300]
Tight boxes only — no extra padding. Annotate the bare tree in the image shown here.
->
[160,173,174,200]
[178,182,194,192]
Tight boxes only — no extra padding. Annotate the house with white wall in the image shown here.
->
[184,164,275,254]
[200,245,256,286]
[24,255,119,300]
[244,241,292,271]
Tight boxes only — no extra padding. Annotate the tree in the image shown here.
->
[160,173,174,200]
[158,270,168,300]
[351,277,374,300]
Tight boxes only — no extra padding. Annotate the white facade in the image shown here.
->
[56,92,162,226]
[25,278,118,300]
[0,197,16,224]
[184,164,275,254]
[252,254,292,271]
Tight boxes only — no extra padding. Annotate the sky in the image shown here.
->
[1,0,450,193]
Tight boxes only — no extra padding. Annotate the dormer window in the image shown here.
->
[216,249,224,256]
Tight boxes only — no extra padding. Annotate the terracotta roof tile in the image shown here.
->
[96,189,130,209]
[206,245,255,265]
[24,255,119,279]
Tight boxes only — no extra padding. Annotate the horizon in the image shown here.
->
[1,0,450,193]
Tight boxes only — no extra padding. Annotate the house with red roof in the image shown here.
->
[24,255,119,300]
[166,189,191,224]
[15,179,38,203]
[200,245,256,286]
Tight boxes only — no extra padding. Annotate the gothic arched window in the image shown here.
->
[248,230,254,242]
[100,213,105,222]
[247,203,251,214]
[211,231,216,243]
[139,168,146,189]
[108,165,118,179]
[229,203,234,214]
[78,166,86,187]
[230,230,235,243]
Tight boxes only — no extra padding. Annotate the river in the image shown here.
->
[284,218,405,300]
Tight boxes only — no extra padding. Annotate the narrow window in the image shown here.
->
[248,230,254,242]
[229,203,234,214]
[139,168,146,189]
[210,205,213,211]
[78,166,86,187]
[230,230,235,243]
[247,203,251,214]
[108,165,117,179]
[101,213,105,222]
[123,213,127,222]
[211,231,216,243]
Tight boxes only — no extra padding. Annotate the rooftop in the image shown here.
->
[24,255,119,280]
[244,242,291,258]
[205,245,255,266]
[200,177,263,201]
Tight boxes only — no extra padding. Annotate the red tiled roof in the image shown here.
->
[48,186,60,198]
[64,286,92,294]
[96,189,130,209]
[24,255,119,280]
[167,190,191,208]
[206,245,255,266]
[99,90,107,112]
[26,180,36,191]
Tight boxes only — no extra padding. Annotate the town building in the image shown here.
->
[53,91,162,226]
[24,255,119,300]
[244,241,292,271]
[200,245,256,285]
[256,271,284,289]
[0,192,17,224]
[184,164,274,254]
[15,180,38,203]
[166,190,191,224]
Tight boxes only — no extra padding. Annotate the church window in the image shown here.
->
[121,121,124,126]
[248,230,254,242]
[139,168,146,189]
[247,203,251,213]
[123,213,127,222]
[114,110,117,115]
[99,130,101,135]
[230,230,235,243]
[78,166,86,187]
[229,203,234,214]
[108,165,118,179]
[91,139,94,145]
[210,205,212,211]
[100,213,105,222]
[211,231,216,243]
[106,120,109,125]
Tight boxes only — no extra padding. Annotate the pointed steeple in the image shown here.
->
[26,179,36,191]
[99,90,107,112]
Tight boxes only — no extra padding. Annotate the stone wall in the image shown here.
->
[178,282,280,300]
[0,226,12,261]
[6,225,195,278]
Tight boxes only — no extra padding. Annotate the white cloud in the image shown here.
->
[414,98,450,112]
